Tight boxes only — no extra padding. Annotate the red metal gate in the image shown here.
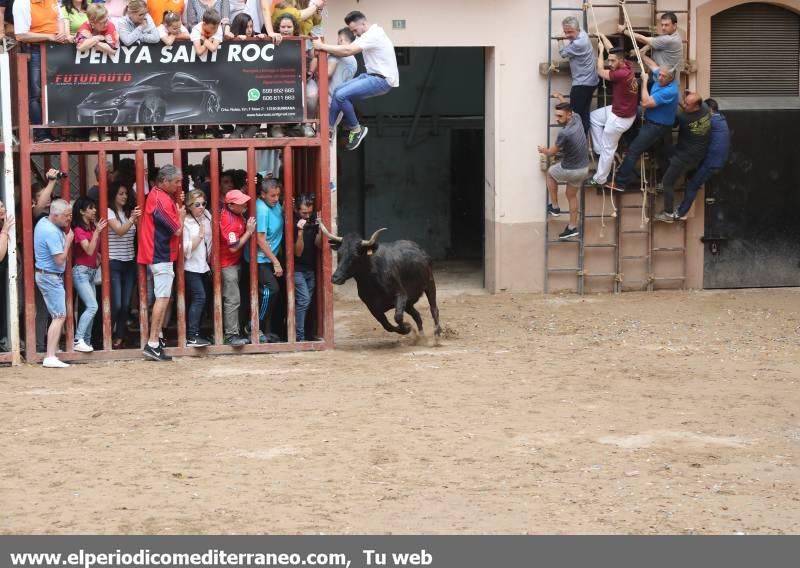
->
[11,41,333,362]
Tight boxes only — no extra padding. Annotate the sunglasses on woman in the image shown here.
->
[191,202,206,208]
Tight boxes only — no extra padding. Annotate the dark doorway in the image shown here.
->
[449,128,483,259]
[336,47,485,274]
[703,101,800,288]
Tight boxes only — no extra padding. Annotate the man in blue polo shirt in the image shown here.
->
[33,199,73,368]
[607,64,679,192]
[249,178,284,342]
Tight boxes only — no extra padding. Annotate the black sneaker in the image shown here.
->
[345,126,368,151]
[605,181,625,192]
[558,226,580,240]
[186,336,211,348]
[547,204,561,217]
[224,335,249,347]
[158,337,166,349]
[143,344,172,362]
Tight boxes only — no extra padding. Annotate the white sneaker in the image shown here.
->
[125,129,136,141]
[73,339,94,353]
[43,357,70,368]
[136,127,147,141]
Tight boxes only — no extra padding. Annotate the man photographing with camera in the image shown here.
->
[294,194,321,342]
[33,169,65,222]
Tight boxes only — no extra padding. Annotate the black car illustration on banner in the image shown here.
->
[76,72,221,125]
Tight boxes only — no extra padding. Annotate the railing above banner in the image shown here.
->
[43,38,312,129]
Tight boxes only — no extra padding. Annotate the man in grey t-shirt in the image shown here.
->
[558,16,599,135]
[620,11,683,79]
[538,103,589,240]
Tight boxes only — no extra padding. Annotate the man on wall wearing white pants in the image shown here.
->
[588,35,639,189]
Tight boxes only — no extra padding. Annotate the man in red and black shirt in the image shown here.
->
[219,190,256,347]
[588,36,639,188]
[138,164,185,362]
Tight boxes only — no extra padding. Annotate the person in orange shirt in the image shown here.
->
[148,0,185,26]
[13,0,67,142]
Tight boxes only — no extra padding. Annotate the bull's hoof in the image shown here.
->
[434,325,442,337]
[396,322,412,335]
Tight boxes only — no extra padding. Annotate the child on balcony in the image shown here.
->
[119,0,162,141]
[76,3,119,143]
[158,9,191,44]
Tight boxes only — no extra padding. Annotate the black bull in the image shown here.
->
[319,222,442,336]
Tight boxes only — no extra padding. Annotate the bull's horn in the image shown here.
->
[318,220,343,243]
[361,228,388,247]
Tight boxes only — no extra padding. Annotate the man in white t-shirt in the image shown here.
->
[312,10,399,151]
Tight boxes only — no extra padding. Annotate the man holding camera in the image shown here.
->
[34,199,72,368]
[293,194,320,342]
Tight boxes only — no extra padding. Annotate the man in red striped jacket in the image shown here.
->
[138,164,185,362]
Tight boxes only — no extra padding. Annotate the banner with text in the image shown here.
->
[44,40,304,127]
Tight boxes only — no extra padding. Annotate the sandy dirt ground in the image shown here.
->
[1,287,799,534]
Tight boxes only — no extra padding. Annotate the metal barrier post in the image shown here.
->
[16,52,37,360]
[61,152,74,354]
[284,146,296,344]
[209,148,223,344]
[172,148,186,349]
[1,46,20,364]
[135,150,149,348]
[317,51,334,348]
[97,151,112,351]
[246,146,259,345]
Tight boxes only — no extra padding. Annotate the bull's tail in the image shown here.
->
[424,266,442,337]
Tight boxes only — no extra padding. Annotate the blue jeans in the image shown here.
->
[661,152,701,214]
[72,265,98,344]
[329,74,392,129]
[185,271,208,339]
[294,270,315,341]
[24,45,44,140]
[615,121,672,187]
[110,259,136,341]
[677,162,719,217]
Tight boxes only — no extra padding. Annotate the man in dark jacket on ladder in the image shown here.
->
[653,91,711,223]
[674,98,730,220]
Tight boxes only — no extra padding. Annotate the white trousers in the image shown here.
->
[590,106,636,184]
